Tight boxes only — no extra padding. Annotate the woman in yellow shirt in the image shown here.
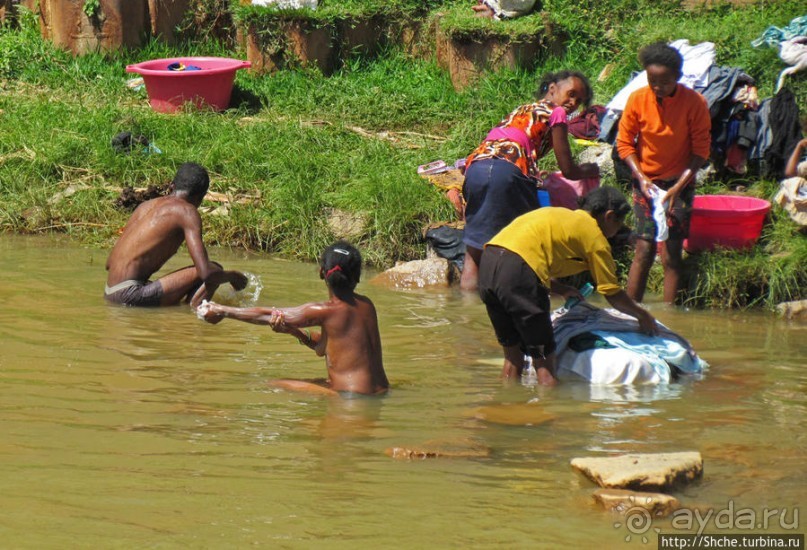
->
[478,187,658,385]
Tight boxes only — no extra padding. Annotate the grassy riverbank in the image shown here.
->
[1,1,805,307]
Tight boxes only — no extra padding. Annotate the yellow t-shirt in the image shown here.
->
[486,207,621,296]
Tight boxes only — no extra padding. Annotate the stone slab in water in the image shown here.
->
[592,488,680,518]
[370,258,454,289]
[470,402,556,426]
[386,440,490,460]
[571,452,703,491]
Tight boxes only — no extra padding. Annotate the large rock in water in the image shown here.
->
[776,300,807,320]
[592,489,680,518]
[370,258,456,289]
[571,452,703,492]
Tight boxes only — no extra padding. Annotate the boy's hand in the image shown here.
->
[198,301,224,324]
[228,271,249,291]
[269,309,291,333]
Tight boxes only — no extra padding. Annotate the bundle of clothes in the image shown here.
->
[597,38,803,181]
[552,302,708,385]
[775,160,807,227]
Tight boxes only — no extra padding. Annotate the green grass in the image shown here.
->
[1,0,806,308]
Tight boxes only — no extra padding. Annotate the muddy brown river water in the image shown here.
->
[0,235,804,547]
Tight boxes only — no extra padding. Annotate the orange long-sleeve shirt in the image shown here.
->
[616,84,711,181]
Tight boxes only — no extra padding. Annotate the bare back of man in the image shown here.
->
[105,162,246,307]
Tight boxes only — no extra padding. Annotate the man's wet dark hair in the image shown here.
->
[320,240,362,291]
[639,42,683,78]
[579,186,631,220]
[172,162,210,200]
[536,70,594,108]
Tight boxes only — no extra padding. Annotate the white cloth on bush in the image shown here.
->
[483,0,537,20]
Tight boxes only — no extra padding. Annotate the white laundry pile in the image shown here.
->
[551,303,707,385]
[774,172,807,226]
[776,36,807,92]
[482,0,537,20]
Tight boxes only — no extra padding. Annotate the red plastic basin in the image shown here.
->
[126,57,251,113]
[684,195,771,253]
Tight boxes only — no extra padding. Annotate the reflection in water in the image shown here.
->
[569,381,686,404]
[0,235,805,547]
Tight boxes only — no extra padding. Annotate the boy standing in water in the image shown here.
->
[617,42,711,304]
[478,187,658,386]
[105,162,247,306]
[197,242,389,396]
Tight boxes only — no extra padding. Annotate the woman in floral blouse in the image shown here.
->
[460,70,600,291]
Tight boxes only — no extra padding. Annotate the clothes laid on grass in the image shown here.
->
[751,15,807,48]
[774,176,807,226]
[697,65,755,117]
[616,84,712,181]
[481,0,537,20]
[747,98,773,170]
[776,36,807,92]
[552,302,707,385]
[764,88,804,179]
[486,207,622,296]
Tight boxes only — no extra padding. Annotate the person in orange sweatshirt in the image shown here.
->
[617,42,711,304]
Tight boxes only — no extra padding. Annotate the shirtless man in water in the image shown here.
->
[105,162,247,307]
[197,241,388,396]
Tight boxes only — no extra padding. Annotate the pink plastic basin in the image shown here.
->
[684,195,771,253]
[126,57,251,113]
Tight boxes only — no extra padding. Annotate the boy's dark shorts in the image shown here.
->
[477,245,556,357]
[104,279,164,307]
[631,178,695,242]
